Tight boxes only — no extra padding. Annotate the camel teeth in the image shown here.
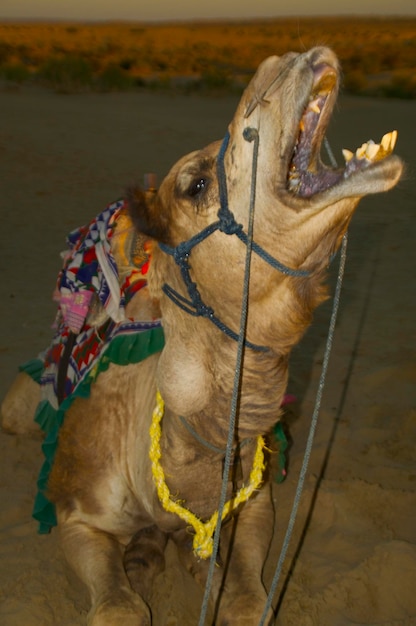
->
[356,143,368,160]
[299,119,305,132]
[365,142,380,161]
[390,130,398,150]
[342,131,398,170]
[309,101,321,114]
[342,149,354,163]
[377,131,398,156]
[381,131,398,153]
[381,133,391,152]
[288,173,300,189]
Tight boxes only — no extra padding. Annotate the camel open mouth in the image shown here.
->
[287,63,398,198]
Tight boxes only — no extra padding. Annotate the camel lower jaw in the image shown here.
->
[287,129,400,200]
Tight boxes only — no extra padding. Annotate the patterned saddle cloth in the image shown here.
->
[23,200,164,533]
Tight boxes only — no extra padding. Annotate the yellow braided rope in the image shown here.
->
[149,390,266,559]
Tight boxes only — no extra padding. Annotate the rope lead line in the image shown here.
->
[258,231,348,625]
[162,124,345,624]
[257,138,346,625]
[198,126,261,626]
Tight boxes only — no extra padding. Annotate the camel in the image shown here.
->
[1,47,403,625]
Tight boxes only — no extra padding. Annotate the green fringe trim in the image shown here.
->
[273,421,288,484]
[21,326,165,534]
[19,357,44,383]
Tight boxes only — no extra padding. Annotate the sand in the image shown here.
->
[0,82,415,625]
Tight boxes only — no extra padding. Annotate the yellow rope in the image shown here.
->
[149,390,266,559]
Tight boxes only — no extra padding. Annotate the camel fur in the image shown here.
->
[1,47,403,625]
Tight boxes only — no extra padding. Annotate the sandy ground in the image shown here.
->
[0,81,415,625]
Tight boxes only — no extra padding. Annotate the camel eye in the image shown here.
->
[188,177,208,197]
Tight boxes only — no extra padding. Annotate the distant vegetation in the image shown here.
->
[0,18,415,97]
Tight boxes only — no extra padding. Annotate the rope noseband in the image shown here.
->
[159,129,312,352]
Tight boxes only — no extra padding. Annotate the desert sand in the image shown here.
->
[0,81,415,625]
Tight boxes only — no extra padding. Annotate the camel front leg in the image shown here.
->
[214,486,275,625]
[174,485,274,625]
[58,515,151,626]
[124,525,168,600]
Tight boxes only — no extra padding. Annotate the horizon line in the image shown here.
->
[0,14,415,24]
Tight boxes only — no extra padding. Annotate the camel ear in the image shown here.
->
[126,186,170,244]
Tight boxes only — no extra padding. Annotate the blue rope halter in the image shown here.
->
[159,128,312,352]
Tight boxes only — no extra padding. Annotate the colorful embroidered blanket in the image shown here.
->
[23,200,164,533]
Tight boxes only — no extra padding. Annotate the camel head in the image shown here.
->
[128,47,403,416]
